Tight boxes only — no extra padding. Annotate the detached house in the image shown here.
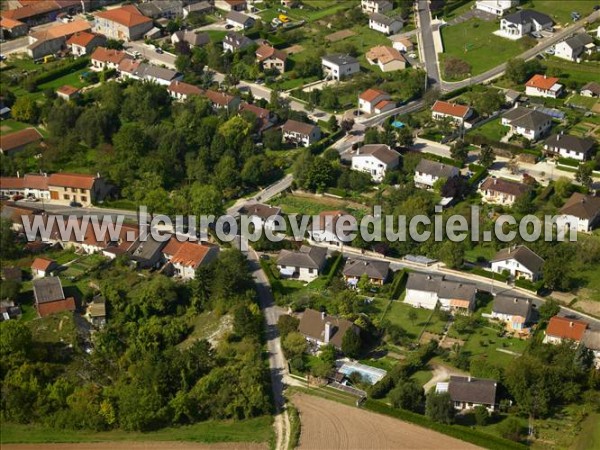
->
[93,5,153,41]
[414,159,459,189]
[0,128,43,155]
[499,10,553,39]
[131,63,182,86]
[475,0,517,16]
[66,31,105,57]
[358,88,395,115]
[171,242,219,280]
[361,0,393,14]
[555,34,595,62]
[239,102,276,133]
[366,45,407,72]
[405,272,477,314]
[580,82,600,98]
[391,36,414,53]
[544,133,595,161]
[491,245,544,281]
[47,173,107,206]
[236,202,282,231]
[222,32,253,52]
[31,258,58,278]
[342,258,390,287]
[171,30,210,47]
[431,100,473,126]
[32,277,75,318]
[281,119,321,147]
[559,193,600,233]
[543,316,587,345]
[309,210,353,247]
[298,308,357,350]
[492,294,534,331]
[351,144,400,182]
[368,13,403,35]
[226,10,255,30]
[525,74,563,99]
[322,54,360,81]
[216,0,247,12]
[277,245,327,282]
[436,376,498,412]
[501,106,553,141]
[167,80,203,101]
[478,176,530,206]
[205,90,240,112]
[256,44,287,73]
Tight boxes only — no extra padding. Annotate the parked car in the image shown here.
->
[12,194,24,201]
[225,24,234,29]
[155,47,163,54]
[545,47,555,54]
[69,201,82,207]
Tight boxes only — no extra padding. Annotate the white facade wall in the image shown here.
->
[491,258,536,280]
[404,288,438,309]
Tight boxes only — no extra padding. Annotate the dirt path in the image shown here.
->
[422,363,466,392]
[2,443,266,450]
[293,394,481,450]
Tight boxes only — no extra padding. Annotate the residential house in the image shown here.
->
[321,54,360,81]
[47,173,107,206]
[0,301,22,321]
[27,20,92,60]
[117,58,142,80]
[580,81,600,98]
[501,106,553,141]
[431,100,473,126]
[129,234,169,269]
[405,272,476,314]
[66,31,105,57]
[391,36,414,53]
[499,9,553,38]
[204,89,240,112]
[478,176,530,206]
[543,316,587,345]
[366,45,407,72]
[491,245,544,281]
[505,89,521,105]
[236,202,282,231]
[298,308,357,350]
[32,277,76,318]
[171,30,210,47]
[1,1,61,27]
[144,27,162,40]
[222,31,253,52]
[167,80,203,101]
[0,204,41,233]
[90,46,130,70]
[0,173,49,200]
[558,192,600,233]
[93,5,153,41]
[491,294,534,331]
[183,1,214,18]
[0,128,43,154]
[525,74,563,99]
[162,235,184,261]
[239,102,275,133]
[342,258,390,287]
[171,241,219,280]
[2,267,22,284]
[56,85,80,101]
[277,245,327,282]
[131,63,182,86]
[582,330,600,369]
[361,0,393,14]
[85,295,106,328]
[226,10,255,30]
[475,0,517,16]
[31,258,58,278]
[256,44,287,73]
[351,144,400,182]
[414,159,459,189]
[281,119,321,147]
[309,210,354,247]
[358,88,395,115]
[368,13,403,35]
[216,0,247,11]
[544,133,595,161]
[137,0,182,19]
[554,33,595,62]
[436,376,498,412]
[0,177,25,198]
[1,17,28,39]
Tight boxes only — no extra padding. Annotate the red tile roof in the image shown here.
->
[171,242,213,268]
[0,17,26,29]
[0,128,43,153]
[66,31,98,47]
[90,46,129,65]
[359,88,388,102]
[0,177,26,189]
[94,5,152,28]
[57,85,80,96]
[546,316,587,342]
[525,74,560,91]
[48,173,96,190]
[239,102,270,119]
[24,174,49,190]
[31,257,55,272]
[163,236,184,257]
[205,89,236,106]
[2,1,60,21]
[431,100,471,118]
[255,44,287,62]
[118,58,141,74]
[37,297,75,317]
[168,80,203,96]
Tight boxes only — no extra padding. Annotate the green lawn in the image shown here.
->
[0,119,33,135]
[411,369,433,387]
[566,94,599,111]
[520,0,597,26]
[1,417,273,444]
[543,59,600,87]
[37,68,90,91]
[574,413,600,450]
[464,245,498,263]
[456,324,529,368]
[372,298,447,339]
[440,18,526,79]
[470,118,509,141]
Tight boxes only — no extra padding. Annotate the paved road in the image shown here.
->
[1,36,29,55]
[126,41,177,68]
[226,174,293,215]
[416,0,441,90]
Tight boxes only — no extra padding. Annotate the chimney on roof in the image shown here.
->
[321,311,325,321]
[493,178,497,185]
[16,171,20,178]
[324,322,331,344]
[514,298,518,303]
[570,321,574,328]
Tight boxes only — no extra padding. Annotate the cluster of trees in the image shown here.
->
[0,250,271,431]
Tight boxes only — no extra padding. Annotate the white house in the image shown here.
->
[31,258,57,278]
[554,33,595,62]
[404,273,442,310]
[322,54,360,81]
[361,0,393,14]
[358,88,394,114]
[351,144,400,182]
[222,32,253,52]
[225,10,255,30]
[404,272,476,314]
[475,0,517,16]
[281,119,321,147]
[501,105,553,141]
[525,74,563,99]
[544,133,595,161]
[236,202,282,232]
[170,242,219,280]
[414,159,459,189]
[431,100,473,126]
[309,210,353,247]
[581,81,600,98]
[582,330,600,369]
[499,9,553,39]
[491,245,544,281]
[167,80,203,101]
[558,193,600,233]
[277,245,327,282]
[391,36,414,53]
[368,13,403,35]
[491,294,534,331]
[436,377,498,412]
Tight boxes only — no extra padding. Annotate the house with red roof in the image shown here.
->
[0,17,28,38]
[256,44,287,73]
[358,88,395,115]
[525,74,563,99]
[32,276,76,318]
[167,80,203,101]
[431,100,473,126]
[47,173,108,206]
[93,5,153,41]
[56,85,80,101]
[543,316,588,345]
[0,128,44,155]
[215,0,247,12]
[90,46,131,70]
[0,173,49,200]
[67,31,106,57]
[171,242,219,280]
[31,257,58,278]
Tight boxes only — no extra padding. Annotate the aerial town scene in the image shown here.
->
[1,0,600,449]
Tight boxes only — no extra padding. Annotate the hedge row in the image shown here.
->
[390,268,409,300]
[32,57,90,86]
[325,252,344,287]
[468,166,488,188]
[557,157,580,168]
[469,267,509,282]
[421,152,463,168]
[515,278,544,293]
[364,401,527,450]
[309,129,344,155]
[464,134,523,154]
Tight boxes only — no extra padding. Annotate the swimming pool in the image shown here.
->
[337,361,387,385]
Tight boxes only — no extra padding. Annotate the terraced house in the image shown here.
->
[47,173,108,206]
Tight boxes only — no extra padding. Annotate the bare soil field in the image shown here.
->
[3,443,266,450]
[325,29,356,42]
[293,394,481,450]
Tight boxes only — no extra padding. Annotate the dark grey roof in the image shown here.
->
[503,9,553,27]
[544,134,595,155]
[32,277,65,304]
[562,33,594,52]
[581,82,600,95]
[226,10,254,25]
[438,280,477,301]
[480,177,530,198]
[354,144,400,165]
[185,1,213,13]
[130,235,168,262]
[492,245,544,273]
[559,193,600,220]
[322,53,359,66]
[506,108,552,131]
[238,203,281,220]
[223,32,253,50]
[493,294,533,318]
[173,30,210,46]
[369,12,402,26]
[448,376,497,406]
[415,159,458,179]
[277,245,327,269]
[406,272,444,292]
[583,330,600,351]
[298,308,355,349]
[134,63,180,82]
[342,258,390,280]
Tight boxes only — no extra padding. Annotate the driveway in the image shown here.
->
[423,363,466,392]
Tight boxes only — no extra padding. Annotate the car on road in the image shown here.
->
[225,24,234,29]
[69,201,82,207]
[155,47,163,54]
[531,31,542,38]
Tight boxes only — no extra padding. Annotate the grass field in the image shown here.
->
[520,0,597,26]
[574,413,600,450]
[0,119,35,135]
[371,298,447,339]
[566,94,599,111]
[1,417,273,444]
[440,18,526,79]
[455,324,529,368]
[470,118,509,141]
[543,59,600,86]
[270,193,368,216]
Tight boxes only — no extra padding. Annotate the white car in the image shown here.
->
[545,47,555,55]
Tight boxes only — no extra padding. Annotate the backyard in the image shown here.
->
[469,118,509,141]
[519,0,597,26]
